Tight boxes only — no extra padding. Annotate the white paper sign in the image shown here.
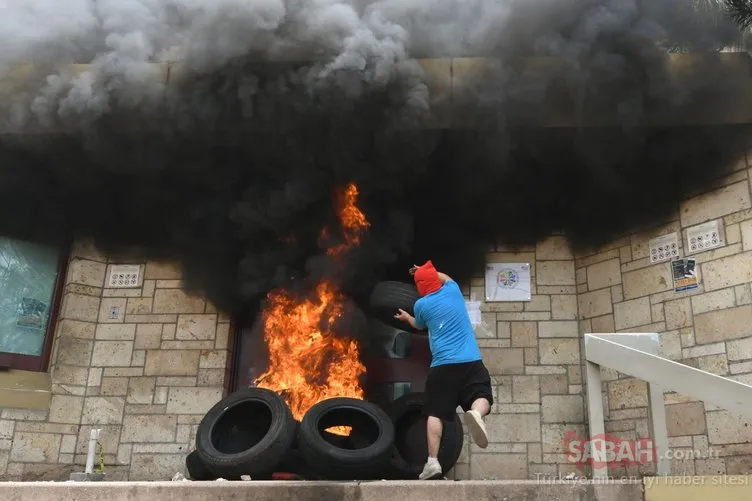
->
[465,300,482,326]
[485,263,532,302]
[648,233,679,264]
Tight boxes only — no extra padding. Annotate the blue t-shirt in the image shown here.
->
[413,279,482,368]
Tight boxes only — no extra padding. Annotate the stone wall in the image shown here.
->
[575,150,752,478]
[0,242,231,481]
[452,236,585,480]
[452,147,752,480]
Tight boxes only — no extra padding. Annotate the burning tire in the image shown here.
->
[185,450,215,480]
[297,397,395,479]
[195,387,296,479]
[385,392,464,479]
[369,281,421,332]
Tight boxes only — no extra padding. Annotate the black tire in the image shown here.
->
[276,421,306,475]
[385,392,464,479]
[277,421,351,479]
[195,387,296,480]
[185,450,215,480]
[297,397,395,480]
[369,281,421,332]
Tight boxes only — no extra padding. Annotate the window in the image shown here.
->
[0,237,65,371]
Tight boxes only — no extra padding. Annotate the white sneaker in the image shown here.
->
[418,458,443,480]
[464,410,489,449]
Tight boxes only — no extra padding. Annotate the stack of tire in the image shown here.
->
[367,281,465,479]
[185,280,464,481]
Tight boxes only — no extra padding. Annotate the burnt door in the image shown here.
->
[363,320,431,409]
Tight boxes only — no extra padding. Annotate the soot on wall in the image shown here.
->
[0,121,749,317]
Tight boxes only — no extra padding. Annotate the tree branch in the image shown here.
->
[725,0,752,29]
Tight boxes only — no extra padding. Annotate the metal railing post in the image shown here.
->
[647,382,671,476]
[585,360,608,479]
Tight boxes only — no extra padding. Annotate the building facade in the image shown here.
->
[1,148,751,481]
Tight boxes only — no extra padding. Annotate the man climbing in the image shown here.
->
[394,260,493,480]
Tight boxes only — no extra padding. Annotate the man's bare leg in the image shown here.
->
[471,397,491,417]
[464,397,491,448]
[427,416,443,457]
[419,416,444,480]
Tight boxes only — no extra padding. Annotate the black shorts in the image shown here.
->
[424,360,494,421]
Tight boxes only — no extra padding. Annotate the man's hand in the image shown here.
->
[394,308,412,322]
[394,308,424,331]
[408,264,419,276]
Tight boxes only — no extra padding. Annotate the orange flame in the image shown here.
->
[254,282,365,416]
[327,183,369,256]
[254,182,368,436]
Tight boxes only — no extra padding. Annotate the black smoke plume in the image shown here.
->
[0,0,750,319]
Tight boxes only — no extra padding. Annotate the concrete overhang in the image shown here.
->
[1,52,751,131]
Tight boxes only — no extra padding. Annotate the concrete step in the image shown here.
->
[1,478,640,501]
[2,477,751,501]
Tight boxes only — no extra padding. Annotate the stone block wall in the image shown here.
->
[0,242,231,481]
[452,147,752,480]
[451,235,585,480]
[575,151,752,478]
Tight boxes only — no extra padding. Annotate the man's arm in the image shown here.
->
[399,311,421,330]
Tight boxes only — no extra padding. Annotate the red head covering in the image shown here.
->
[414,260,443,297]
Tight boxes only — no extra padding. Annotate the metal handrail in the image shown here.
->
[583,332,752,479]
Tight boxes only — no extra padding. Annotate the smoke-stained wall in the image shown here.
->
[2,148,751,481]
[452,149,752,480]
[0,246,233,481]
